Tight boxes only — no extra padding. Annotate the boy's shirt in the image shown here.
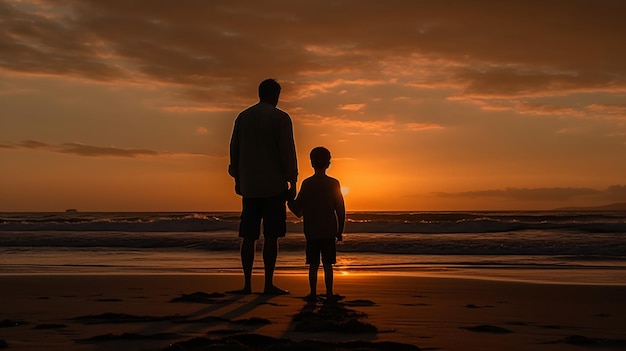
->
[289,174,345,240]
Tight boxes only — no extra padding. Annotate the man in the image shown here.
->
[228,78,298,295]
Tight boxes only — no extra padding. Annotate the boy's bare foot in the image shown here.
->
[226,288,252,295]
[262,286,289,295]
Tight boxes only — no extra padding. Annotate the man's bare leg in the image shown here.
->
[323,263,334,297]
[306,264,319,300]
[232,238,255,294]
[262,236,288,295]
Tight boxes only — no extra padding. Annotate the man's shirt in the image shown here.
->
[229,102,298,198]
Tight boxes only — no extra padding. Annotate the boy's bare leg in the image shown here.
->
[262,236,288,295]
[308,264,319,298]
[323,263,334,297]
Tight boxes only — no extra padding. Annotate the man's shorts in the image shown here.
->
[306,238,337,265]
[239,196,286,240]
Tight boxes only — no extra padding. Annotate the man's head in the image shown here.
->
[310,146,331,170]
[258,78,281,106]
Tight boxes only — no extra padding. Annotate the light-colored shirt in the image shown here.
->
[289,174,345,240]
[229,102,298,198]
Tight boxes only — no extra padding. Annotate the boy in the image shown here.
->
[288,147,346,301]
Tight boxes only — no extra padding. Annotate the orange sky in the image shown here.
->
[1,1,626,212]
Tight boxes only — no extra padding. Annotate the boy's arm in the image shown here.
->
[335,181,346,241]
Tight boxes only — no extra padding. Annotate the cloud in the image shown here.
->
[515,102,585,117]
[606,185,626,198]
[587,104,626,120]
[339,103,366,111]
[2,140,210,158]
[2,0,625,118]
[299,114,396,134]
[18,140,50,149]
[58,142,161,157]
[405,123,444,131]
[452,66,626,100]
[298,114,444,135]
[446,98,626,121]
[161,105,238,113]
[0,1,129,81]
[433,186,626,202]
[292,79,389,100]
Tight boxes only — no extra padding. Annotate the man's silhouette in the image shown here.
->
[228,78,298,295]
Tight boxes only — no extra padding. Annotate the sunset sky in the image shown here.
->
[2,0,626,212]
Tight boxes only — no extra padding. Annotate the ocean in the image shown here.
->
[1,211,625,285]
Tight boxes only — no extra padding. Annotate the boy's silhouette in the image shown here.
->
[228,78,298,295]
[288,147,345,301]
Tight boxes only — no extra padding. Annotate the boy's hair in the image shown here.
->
[310,146,331,169]
[258,78,281,102]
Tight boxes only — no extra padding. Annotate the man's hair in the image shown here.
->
[310,146,331,169]
[258,78,281,102]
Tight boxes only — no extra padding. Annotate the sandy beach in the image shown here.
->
[1,274,625,350]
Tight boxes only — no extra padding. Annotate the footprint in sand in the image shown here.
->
[461,324,513,334]
[343,299,376,307]
[464,303,494,308]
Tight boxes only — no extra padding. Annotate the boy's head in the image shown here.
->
[310,146,331,169]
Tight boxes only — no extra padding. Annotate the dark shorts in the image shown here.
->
[239,196,286,240]
[306,238,336,265]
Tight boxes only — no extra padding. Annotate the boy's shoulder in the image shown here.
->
[299,175,339,196]
[302,174,340,184]
[322,174,341,186]
[326,175,340,183]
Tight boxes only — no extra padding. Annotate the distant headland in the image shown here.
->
[553,202,626,211]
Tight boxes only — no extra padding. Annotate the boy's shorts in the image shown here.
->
[239,196,286,240]
[306,238,336,265]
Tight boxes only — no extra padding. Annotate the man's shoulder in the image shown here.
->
[237,103,290,120]
[271,106,291,121]
[237,103,261,117]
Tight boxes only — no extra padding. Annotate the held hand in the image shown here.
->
[336,234,343,242]
[286,183,297,201]
[287,195,303,218]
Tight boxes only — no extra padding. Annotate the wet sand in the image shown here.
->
[1,274,625,350]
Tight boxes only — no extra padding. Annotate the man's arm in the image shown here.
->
[228,118,241,195]
[288,180,304,217]
[279,115,298,200]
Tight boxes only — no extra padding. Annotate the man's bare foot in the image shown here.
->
[226,288,252,294]
[323,294,344,302]
[262,286,289,295]
[303,294,318,302]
